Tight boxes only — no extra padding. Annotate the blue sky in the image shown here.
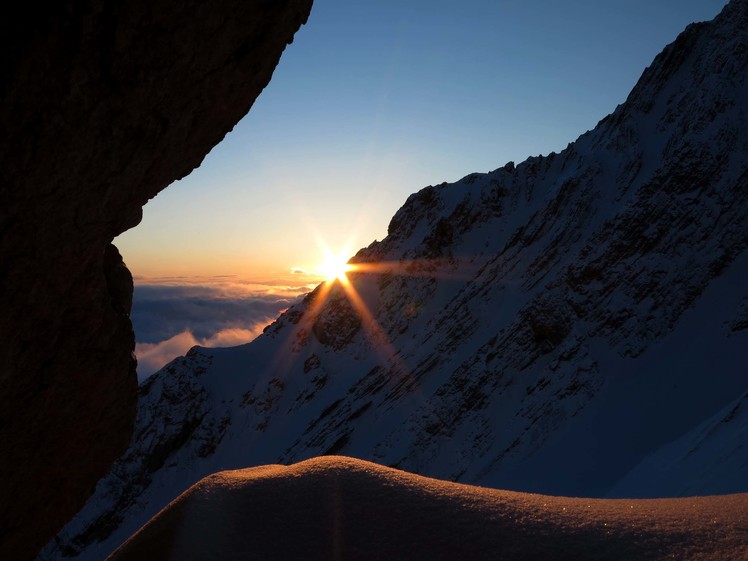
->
[116,0,728,279]
[117,0,729,375]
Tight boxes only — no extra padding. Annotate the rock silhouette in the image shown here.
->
[0,1,312,559]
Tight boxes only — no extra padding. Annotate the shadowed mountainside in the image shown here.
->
[108,456,748,561]
[0,2,312,559]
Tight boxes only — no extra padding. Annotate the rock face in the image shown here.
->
[41,1,748,559]
[0,2,312,560]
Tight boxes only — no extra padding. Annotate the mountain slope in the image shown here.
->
[608,389,748,498]
[40,1,748,559]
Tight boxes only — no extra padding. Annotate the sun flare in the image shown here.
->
[317,250,353,283]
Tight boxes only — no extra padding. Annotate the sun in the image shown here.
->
[317,250,353,283]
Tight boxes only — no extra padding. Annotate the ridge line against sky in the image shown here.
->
[115,0,729,282]
[115,0,729,378]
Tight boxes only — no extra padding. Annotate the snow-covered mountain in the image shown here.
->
[41,1,748,559]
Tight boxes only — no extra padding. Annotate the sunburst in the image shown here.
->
[316,248,354,283]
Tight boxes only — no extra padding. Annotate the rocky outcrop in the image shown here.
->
[0,1,312,560]
[312,284,362,349]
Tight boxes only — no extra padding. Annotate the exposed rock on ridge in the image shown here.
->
[0,1,312,560]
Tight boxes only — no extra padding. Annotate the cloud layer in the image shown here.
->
[135,326,268,380]
[131,278,314,380]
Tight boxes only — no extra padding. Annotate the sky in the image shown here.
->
[116,0,729,377]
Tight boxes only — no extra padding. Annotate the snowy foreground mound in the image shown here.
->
[109,456,747,561]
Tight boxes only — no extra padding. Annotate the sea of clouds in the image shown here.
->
[131,277,316,381]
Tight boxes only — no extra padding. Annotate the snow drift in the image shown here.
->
[108,456,748,561]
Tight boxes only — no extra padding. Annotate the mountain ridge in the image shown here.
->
[40,1,748,558]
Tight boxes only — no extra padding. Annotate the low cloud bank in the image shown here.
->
[135,325,269,381]
[132,278,315,381]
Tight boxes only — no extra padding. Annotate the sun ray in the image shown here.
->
[352,257,477,281]
[337,270,455,434]
[254,280,335,391]
[264,227,485,432]
[338,275,401,364]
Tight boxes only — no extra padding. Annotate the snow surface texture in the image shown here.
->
[41,1,748,559]
[108,457,748,561]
